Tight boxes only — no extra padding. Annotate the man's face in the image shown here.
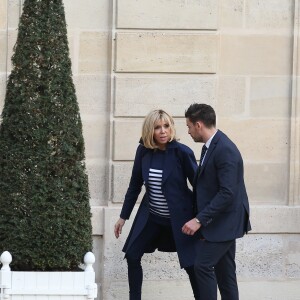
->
[186,118,204,143]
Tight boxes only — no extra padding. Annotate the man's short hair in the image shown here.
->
[185,103,216,128]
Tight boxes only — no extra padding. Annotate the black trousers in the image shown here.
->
[125,215,200,300]
[194,239,239,300]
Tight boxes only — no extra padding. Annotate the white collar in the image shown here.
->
[205,129,218,149]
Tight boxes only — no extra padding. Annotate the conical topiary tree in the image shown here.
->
[0,0,92,271]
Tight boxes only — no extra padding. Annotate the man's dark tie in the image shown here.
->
[199,145,207,166]
[194,145,208,212]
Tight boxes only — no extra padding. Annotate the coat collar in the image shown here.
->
[140,140,179,185]
[139,138,178,150]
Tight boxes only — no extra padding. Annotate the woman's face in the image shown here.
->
[153,119,171,150]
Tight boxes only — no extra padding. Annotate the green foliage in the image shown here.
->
[0,0,92,271]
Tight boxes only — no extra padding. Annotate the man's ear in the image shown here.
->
[195,121,202,129]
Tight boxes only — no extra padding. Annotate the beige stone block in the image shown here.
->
[237,234,300,281]
[79,32,109,74]
[237,234,285,279]
[250,77,291,118]
[103,279,300,300]
[86,158,107,206]
[82,115,108,159]
[297,49,300,75]
[91,206,104,236]
[0,0,7,29]
[106,280,194,300]
[220,0,244,28]
[113,119,199,161]
[0,32,6,72]
[250,206,300,233]
[113,120,142,160]
[245,0,294,30]
[114,75,217,117]
[64,0,110,30]
[239,234,300,278]
[111,162,145,203]
[74,75,108,115]
[217,76,246,116]
[289,72,300,205]
[111,162,133,203]
[115,32,218,73]
[239,280,300,300]
[117,0,218,30]
[7,0,21,29]
[287,253,300,268]
[102,208,134,282]
[245,163,288,205]
[220,35,292,75]
[92,236,103,284]
[218,118,290,163]
[286,237,300,278]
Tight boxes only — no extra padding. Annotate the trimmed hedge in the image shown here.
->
[0,0,92,271]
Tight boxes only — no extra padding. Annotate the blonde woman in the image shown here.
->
[114,109,200,300]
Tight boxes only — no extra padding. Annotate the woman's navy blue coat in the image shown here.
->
[120,140,198,268]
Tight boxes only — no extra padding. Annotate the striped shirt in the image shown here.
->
[148,168,170,218]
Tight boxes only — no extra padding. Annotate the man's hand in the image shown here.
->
[114,218,126,238]
[182,218,201,235]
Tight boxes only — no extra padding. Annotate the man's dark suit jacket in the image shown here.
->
[195,130,251,242]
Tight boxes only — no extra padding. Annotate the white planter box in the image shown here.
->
[0,251,98,300]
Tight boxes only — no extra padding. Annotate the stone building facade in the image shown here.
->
[0,0,300,299]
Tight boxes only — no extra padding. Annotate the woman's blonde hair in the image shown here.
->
[141,109,176,149]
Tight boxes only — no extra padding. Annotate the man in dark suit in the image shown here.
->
[182,103,251,300]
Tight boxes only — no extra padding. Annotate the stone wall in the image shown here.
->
[0,0,299,299]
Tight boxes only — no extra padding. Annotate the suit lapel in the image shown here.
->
[198,130,222,177]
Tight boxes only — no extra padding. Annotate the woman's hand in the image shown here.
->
[114,218,126,238]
